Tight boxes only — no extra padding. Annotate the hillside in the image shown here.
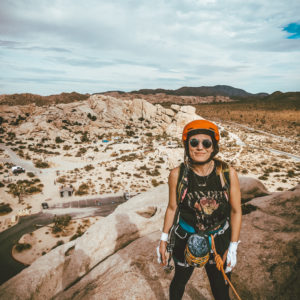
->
[130,85,268,98]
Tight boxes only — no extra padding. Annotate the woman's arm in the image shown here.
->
[159,167,179,265]
[229,166,242,242]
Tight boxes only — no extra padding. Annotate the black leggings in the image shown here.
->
[170,226,231,300]
[169,258,231,300]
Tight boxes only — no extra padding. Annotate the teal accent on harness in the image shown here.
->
[179,217,196,234]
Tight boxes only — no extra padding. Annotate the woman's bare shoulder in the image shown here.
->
[168,166,180,184]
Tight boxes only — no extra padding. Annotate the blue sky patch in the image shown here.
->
[283,23,300,39]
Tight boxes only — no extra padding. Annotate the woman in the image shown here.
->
[159,120,242,300]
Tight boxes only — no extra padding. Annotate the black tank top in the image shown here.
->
[179,165,230,233]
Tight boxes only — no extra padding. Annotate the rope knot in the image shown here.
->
[214,253,223,271]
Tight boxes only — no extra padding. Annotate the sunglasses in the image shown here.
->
[189,138,212,149]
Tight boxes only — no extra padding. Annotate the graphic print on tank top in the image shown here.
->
[186,190,229,232]
[179,168,230,233]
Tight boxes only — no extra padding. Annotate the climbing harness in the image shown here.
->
[210,234,242,300]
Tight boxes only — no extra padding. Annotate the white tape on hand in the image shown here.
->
[156,246,162,264]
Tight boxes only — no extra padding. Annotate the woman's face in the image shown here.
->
[188,134,214,163]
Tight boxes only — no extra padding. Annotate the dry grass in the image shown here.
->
[194,101,300,138]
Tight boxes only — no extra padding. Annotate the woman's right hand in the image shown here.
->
[159,240,168,266]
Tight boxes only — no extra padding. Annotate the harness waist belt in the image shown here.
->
[179,217,196,234]
[179,217,229,236]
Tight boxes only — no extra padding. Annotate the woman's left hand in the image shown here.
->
[225,241,240,273]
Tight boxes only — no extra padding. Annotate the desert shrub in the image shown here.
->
[87,113,97,121]
[52,215,71,233]
[287,170,295,177]
[258,174,268,180]
[27,172,35,178]
[117,153,137,162]
[55,136,64,143]
[15,243,31,252]
[25,186,42,194]
[69,232,83,241]
[84,164,94,171]
[80,131,89,142]
[75,147,87,157]
[75,183,89,195]
[146,169,160,176]
[51,240,64,250]
[133,173,143,178]
[0,182,4,188]
[57,177,66,183]
[220,130,229,138]
[139,164,150,171]
[52,225,62,233]
[0,203,12,214]
[34,160,50,168]
[63,145,72,150]
[145,132,153,137]
[126,130,135,137]
[151,179,159,187]
[106,167,117,172]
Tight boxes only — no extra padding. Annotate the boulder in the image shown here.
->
[180,105,196,115]
[239,176,270,202]
[171,104,180,112]
[173,112,202,129]
[165,108,175,117]
[233,187,300,299]
[161,114,172,124]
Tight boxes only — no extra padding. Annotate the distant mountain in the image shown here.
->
[130,85,268,98]
[263,91,300,102]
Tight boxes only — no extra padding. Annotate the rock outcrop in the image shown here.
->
[1,95,202,140]
[1,178,299,299]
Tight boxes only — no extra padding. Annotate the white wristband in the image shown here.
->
[160,232,168,242]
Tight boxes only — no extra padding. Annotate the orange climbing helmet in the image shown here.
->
[182,119,220,144]
[182,120,220,163]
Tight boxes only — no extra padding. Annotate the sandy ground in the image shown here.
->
[0,115,299,265]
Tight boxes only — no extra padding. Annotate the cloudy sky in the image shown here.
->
[0,0,299,95]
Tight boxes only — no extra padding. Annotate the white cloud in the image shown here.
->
[0,0,299,95]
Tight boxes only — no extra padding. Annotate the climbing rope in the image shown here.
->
[210,235,242,300]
